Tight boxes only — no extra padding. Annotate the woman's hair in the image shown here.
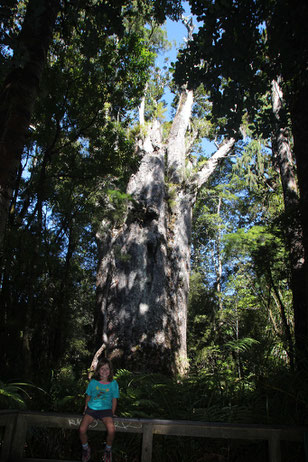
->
[92,358,114,381]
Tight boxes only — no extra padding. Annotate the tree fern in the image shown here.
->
[224,337,260,353]
[0,380,45,409]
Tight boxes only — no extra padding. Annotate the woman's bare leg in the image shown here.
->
[102,417,115,446]
[79,414,94,445]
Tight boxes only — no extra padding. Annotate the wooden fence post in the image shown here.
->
[268,432,281,462]
[141,423,153,462]
[304,432,308,462]
[0,413,17,462]
[9,413,27,461]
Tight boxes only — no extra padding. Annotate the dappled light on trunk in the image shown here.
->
[95,89,235,375]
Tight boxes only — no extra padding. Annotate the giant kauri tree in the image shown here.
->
[94,88,235,375]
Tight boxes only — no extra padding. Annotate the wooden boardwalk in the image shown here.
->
[0,409,307,462]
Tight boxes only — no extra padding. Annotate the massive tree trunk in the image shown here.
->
[95,89,235,375]
[271,78,307,367]
[0,0,60,245]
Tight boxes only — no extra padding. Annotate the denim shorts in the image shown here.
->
[85,407,113,419]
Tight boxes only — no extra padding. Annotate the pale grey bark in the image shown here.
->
[95,89,235,375]
[271,79,298,200]
[167,89,194,182]
[196,137,236,189]
[214,196,223,312]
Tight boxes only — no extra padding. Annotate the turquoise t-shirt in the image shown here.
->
[86,379,119,411]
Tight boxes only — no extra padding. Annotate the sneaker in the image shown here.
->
[103,448,112,462]
[82,445,91,462]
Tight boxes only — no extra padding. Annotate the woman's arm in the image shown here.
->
[83,394,91,414]
[112,398,117,416]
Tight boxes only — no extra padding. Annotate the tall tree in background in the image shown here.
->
[188,142,297,376]
[94,82,235,375]
[267,0,308,364]
[0,0,60,244]
[174,0,308,366]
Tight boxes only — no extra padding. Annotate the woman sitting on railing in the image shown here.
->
[79,358,119,462]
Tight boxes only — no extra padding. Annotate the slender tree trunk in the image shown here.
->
[51,219,76,366]
[268,267,294,368]
[289,86,308,365]
[214,196,223,311]
[271,77,307,366]
[0,0,60,244]
[95,89,235,375]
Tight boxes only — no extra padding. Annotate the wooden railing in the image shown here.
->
[0,410,307,462]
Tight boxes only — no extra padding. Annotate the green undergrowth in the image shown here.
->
[114,367,308,426]
[1,365,307,461]
[2,363,308,424]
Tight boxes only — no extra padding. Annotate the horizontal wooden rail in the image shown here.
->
[0,410,307,462]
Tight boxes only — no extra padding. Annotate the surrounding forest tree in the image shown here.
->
[189,148,296,375]
[174,0,308,367]
[0,0,60,244]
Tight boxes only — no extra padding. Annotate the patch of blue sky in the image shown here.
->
[156,4,217,156]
